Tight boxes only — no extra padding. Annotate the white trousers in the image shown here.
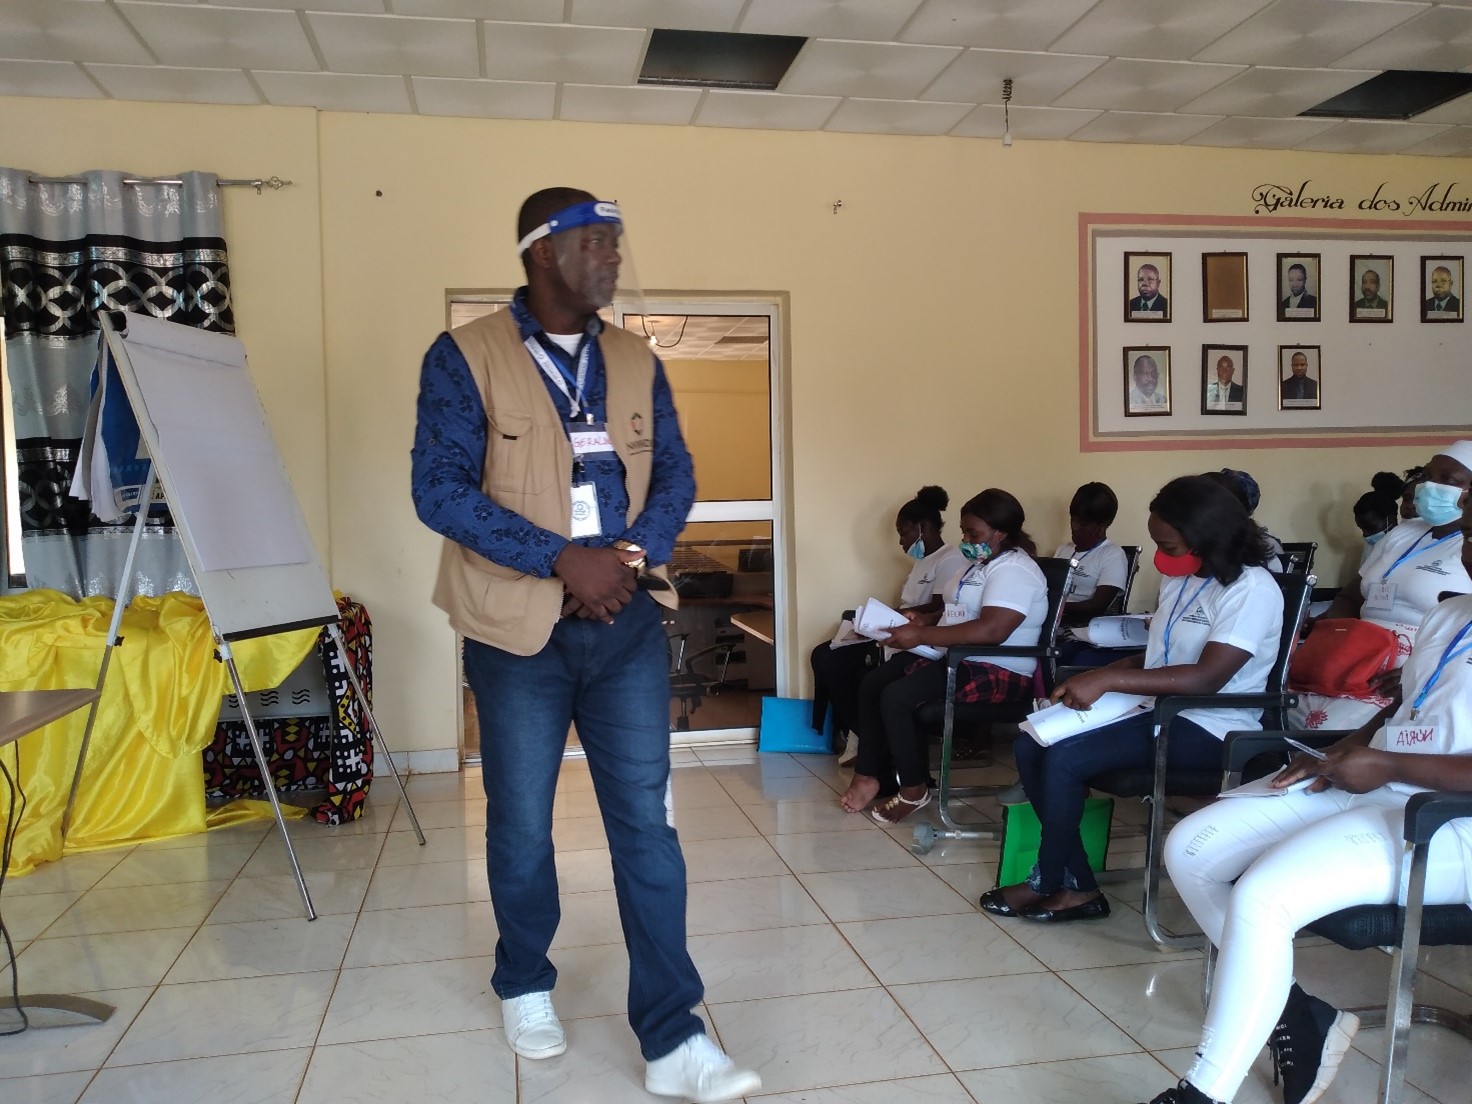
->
[1163,786,1471,1102]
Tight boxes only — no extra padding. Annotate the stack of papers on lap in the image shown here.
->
[1020,693,1153,746]
[829,619,868,649]
[1218,773,1316,798]
[852,597,942,661]
[1074,614,1150,648]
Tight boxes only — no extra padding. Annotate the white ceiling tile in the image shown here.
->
[559,82,702,125]
[779,39,961,98]
[949,102,1101,139]
[1179,66,1376,117]
[900,0,1098,50]
[1399,124,1472,155]
[1333,5,1472,70]
[1069,110,1224,144]
[85,63,261,105]
[0,59,104,99]
[1193,0,1427,67]
[1183,115,1343,148]
[1054,57,1246,113]
[822,96,972,134]
[570,0,744,32]
[207,0,386,11]
[739,0,924,40]
[390,0,557,16]
[1292,118,1450,152]
[1414,90,1472,124]
[0,0,155,65]
[307,13,479,78]
[117,3,320,70]
[1050,0,1277,60]
[920,48,1106,105]
[410,76,555,117]
[253,69,412,112]
[481,22,646,84]
[694,89,840,130]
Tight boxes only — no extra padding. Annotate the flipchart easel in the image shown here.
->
[62,312,423,920]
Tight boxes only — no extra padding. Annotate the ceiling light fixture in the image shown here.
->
[1002,78,1014,148]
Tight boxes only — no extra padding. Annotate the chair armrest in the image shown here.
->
[1221,729,1350,773]
[1154,692,1295,732]
[945,644,1050,669]
[1404,791,1472,845]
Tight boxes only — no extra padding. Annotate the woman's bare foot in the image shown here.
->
[839,774,881,813]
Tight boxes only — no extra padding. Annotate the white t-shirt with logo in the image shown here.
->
[948,549,1049,676]
[1357,519,1472,646]
[898,545,968,610]
[1142,566,1284,738]
[1054,539,1129,604]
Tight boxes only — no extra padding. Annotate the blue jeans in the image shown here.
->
[1012,711,1221,894]
[462,592,704,1061]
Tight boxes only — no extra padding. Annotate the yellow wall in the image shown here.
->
[4,95,1465,757]
[663,357,771,502]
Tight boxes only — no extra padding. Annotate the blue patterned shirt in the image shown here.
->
[410,289,696,578]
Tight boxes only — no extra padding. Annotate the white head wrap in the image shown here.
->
[1433,440,1472,474]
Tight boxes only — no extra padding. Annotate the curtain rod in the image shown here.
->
[26,175,293,194]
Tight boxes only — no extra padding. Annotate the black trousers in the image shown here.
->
[852,654,950,792]
[810,638,881,737]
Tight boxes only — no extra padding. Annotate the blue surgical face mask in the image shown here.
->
[906,539,926,560]
[959,541,993,562]
[1363,530,1388,548]
[1414,480,1464,527]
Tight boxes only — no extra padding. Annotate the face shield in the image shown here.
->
[516,199,646,321]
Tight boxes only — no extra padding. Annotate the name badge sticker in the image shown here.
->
[570,482,602,538]
[1365,581,1396,612]
[1385,721,1439,749]
[940,602,968,627]
[569,421,614,457]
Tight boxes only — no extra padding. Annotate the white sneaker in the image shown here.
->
[502,991,566,1059]
[645,1033,762,1102]
[837,731,859,767]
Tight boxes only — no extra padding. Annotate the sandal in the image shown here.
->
[868,790,931,825]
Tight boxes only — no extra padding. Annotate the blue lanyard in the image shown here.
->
[1380,529,1458,583]
[1409,620,1472,719]
[1162,577,1212,664]
[524,336,592,419]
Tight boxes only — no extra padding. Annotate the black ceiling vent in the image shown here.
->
[638,29,806,91]
[1300,70,1472,121]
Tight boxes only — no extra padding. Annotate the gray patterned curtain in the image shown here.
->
[0,168,233,598]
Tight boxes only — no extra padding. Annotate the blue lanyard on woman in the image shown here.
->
[1380,529,1458,583]
[1408,620,1472,720]
[1162,577,1212,664]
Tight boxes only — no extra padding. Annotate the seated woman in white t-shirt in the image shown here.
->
[982,476,1283,923]
[1142,513,1472,1104]
[1054,482,1134,668]
[810,486,967,748]
[1291,442,1472,732]
[838,488,1048,824]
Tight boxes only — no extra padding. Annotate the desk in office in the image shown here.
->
[730,610,775,646]
[0,689,116,1029]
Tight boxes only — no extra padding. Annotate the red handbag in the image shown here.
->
[1287,618,1400,698]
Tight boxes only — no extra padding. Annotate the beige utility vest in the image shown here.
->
[433,307,677,655]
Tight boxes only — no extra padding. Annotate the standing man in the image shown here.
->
[412,186,761,1102]
[1279,350,1318,402]
[1128,264,1168,314]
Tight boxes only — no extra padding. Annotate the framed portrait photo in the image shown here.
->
[1421,256,1464,322]
[1277,253,1321,322]
[1201,345,1248,416]
[1278,346,1322,411]
[1125,252,1172,322]
[1123,347,1172,417]
[1349,255,1392,323]
[1202,252,1248,322]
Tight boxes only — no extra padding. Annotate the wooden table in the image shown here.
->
[0,688,116,1029]
[729,610,775,646]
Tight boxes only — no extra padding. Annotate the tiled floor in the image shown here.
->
[3,746,1470,1103]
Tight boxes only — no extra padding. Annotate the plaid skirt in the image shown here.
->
[903,656,1035,704]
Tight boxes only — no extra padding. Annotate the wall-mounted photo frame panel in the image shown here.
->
[1202,252,1248,322]
[1123,346,1171,417]
[1422,255,1464,322]
[1277,253,1321,322]
[1202,344,1248,415]
[1124,252,1171,322]
[1278,345,1322,411]
[1349,255,1392,323]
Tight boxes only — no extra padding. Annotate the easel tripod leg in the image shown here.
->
[326,624,425,845]
[218,640,317,921]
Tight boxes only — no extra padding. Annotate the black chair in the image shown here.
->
[1087,571,1315,947]
[1111,544,1143,615]
[909,555,1076,854]
[1220,730,1472,1104]
[1278,540,1318,576]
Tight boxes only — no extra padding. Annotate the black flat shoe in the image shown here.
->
[1020,895,1111,923]
[978,888,1019,917]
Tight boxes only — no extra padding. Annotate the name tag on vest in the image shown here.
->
[569,421,614,457]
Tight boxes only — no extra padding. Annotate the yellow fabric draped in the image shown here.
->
[0,590,317,876]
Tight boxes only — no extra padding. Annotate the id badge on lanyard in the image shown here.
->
[570,478,601,538]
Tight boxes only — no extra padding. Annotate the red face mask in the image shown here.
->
[1154,549,1203,577]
